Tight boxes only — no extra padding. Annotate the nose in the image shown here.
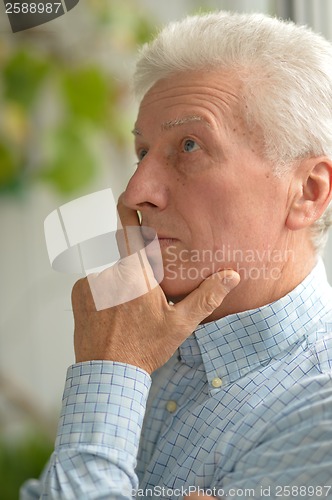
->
[123,155,169,212]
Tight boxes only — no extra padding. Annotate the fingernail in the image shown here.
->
[220,271,240,291]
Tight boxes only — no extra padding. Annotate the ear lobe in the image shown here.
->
[286,157,332,231]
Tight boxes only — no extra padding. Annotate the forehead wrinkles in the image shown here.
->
[137,78,248,139]
[140,82,241,118]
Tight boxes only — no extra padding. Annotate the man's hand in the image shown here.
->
[71,199,240,374]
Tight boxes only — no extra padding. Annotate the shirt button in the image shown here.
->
[166,400,177,413]
[211,377,223,388]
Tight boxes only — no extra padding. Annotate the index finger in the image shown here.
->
[116,194,144,257]
[117,193,141,228]
[116,193,163,287]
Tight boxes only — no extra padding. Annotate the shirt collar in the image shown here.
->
[179,259,332,391]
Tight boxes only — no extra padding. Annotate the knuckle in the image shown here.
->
[96,266,113,281]
[200,292,220,314]
[71,277,87,298]
[71,277,92,308]
[116,257,141,281]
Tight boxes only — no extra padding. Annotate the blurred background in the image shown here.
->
[1,0,332,497]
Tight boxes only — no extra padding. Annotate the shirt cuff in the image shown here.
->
[55,361,152,458]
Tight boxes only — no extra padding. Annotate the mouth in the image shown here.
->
[140,227,178,246]
[157,237,178,248]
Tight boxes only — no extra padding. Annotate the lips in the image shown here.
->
[158,236,178,242]
[157,237,177,246]
[141,226,178,244]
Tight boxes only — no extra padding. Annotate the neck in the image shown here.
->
[204,248,318,323]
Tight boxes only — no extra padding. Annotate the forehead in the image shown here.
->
[136,70,243,126]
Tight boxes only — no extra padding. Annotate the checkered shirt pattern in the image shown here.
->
[21,260,332,499]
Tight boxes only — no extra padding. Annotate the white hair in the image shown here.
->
[133,11,332,252]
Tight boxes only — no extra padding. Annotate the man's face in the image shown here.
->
[123,71,291,301]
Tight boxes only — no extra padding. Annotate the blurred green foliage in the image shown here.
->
[62,67,110,125]
[0,0,155,197]
[3,50,50,109]
[0,141,17,186]
[0,431,54,500]
[40,120,97,193]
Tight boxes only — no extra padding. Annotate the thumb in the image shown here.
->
[175,269,240,327]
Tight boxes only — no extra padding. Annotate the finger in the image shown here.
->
[87,253,154,310]
[175,269,240,329]
[116,194,144,257]
[116,194,162,288]
[117,193,140,227]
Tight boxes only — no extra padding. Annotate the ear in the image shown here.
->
[286,156,332,231]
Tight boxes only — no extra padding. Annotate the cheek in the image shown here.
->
[155,242,219,299]
[184,190,272,264]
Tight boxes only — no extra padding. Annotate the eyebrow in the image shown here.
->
[161,115,211,130]
[132,115,211,136]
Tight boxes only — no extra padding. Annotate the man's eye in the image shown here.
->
[137,149,148,162]
[183,139,200,153]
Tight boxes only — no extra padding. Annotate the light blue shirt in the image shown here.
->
[21,260,332,499]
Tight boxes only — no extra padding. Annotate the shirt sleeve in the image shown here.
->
[20,361,151,500]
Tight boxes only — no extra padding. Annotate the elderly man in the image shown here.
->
[22,11,332,499]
